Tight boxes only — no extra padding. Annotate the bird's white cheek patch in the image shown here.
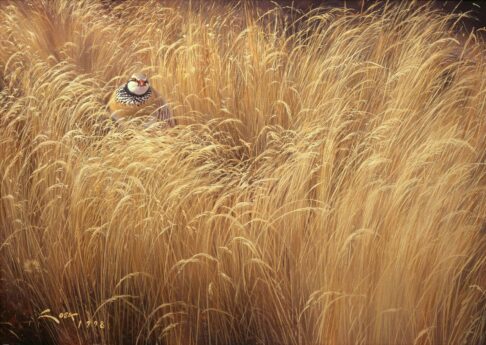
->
[127,82,149,95]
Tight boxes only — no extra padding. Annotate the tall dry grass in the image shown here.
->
[0,0,485,344]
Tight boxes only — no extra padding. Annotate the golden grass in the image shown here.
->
[0,0,485,344]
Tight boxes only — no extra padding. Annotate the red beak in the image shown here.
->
[138,80,144,86]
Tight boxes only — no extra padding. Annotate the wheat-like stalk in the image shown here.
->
[0,1,485,344]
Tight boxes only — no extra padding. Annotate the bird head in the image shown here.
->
[127,72,150,95]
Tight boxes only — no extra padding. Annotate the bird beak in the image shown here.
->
[138,80,144,86]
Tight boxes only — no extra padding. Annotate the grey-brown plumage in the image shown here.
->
[108,73,175,127]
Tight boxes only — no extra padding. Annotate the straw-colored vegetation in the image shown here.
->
[0,1,485,344]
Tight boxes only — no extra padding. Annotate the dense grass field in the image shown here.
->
[1,1,485,344]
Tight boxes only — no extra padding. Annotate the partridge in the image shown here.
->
[108,73,175,127]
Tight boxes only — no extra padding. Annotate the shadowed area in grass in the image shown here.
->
[0,1,485,344]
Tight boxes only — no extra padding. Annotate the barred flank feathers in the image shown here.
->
[0,1,485,345]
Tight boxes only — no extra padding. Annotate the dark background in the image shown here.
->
[254,1,486,31]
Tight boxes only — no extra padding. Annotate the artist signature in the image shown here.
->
[37,309,105,329]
